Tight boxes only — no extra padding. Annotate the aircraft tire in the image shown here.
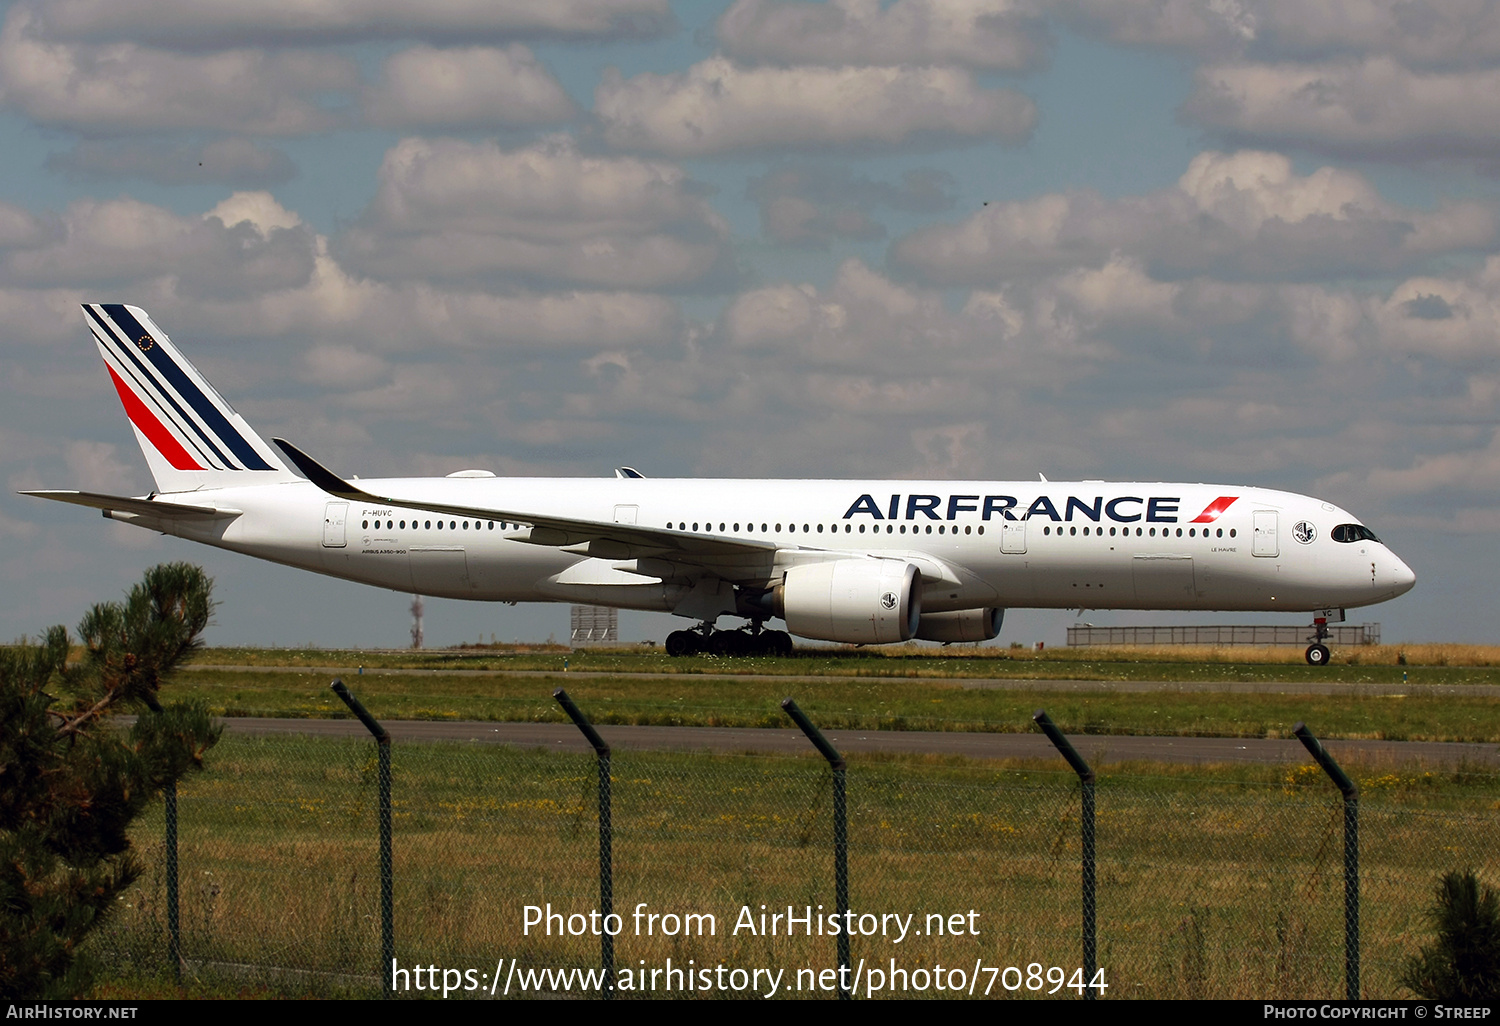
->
[1305,643,1330,666]
[768,630,794,657]
[666,630,698,657]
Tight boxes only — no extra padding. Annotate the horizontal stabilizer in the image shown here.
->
[20,489,242,519]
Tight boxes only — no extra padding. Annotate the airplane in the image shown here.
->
[24,304,1416,665]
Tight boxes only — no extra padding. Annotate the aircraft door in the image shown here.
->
[322,502,348,548]
[1253,511,1279,557]
[1001,520,1027,554]
[1132,554,1196,606]
[410,546,471,596]
[614,505,639,524]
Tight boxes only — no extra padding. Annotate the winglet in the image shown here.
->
[273,438,377,502]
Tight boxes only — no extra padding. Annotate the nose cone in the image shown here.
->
[1392,555,1416,597]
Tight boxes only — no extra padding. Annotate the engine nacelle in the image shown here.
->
[774,560,921,644]
[914,608,1004,643]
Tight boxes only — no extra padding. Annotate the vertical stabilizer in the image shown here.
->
[84,303,299,493]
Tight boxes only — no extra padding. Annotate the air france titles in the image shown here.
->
[842,493,1189,524]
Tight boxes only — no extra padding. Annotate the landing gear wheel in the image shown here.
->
[666,630,700,657]
[1305,643,1330,666]
[709,631,745,657]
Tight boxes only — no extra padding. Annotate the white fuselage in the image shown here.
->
[116,477,1416,616]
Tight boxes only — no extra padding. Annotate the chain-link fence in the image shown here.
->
[89,693,1500,1000]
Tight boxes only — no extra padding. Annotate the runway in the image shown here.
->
[216,716,1500,768]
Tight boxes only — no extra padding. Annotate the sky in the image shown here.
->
[1,0,1496,650]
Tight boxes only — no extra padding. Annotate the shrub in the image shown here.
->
[1401,870,1500,1000]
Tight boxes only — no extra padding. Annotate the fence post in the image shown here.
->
[331,679,393,998]
[780,698,850,1000]
[553,689,614,999]
[164,780,180,983]
[1032,710,1097,1000]
[1293,722,1359,1001]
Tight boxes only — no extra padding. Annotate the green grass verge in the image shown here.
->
[88,735,1500,999]
[186,645,1500,683]
[171,666,1500,742]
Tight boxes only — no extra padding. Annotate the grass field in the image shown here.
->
[187,642,1500,675]
[89,734,1500,1000]
[164,651,1500,742]
[78,644,1499,999]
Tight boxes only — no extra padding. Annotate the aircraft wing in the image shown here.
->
[20,489,243,519]
[273,439,782,566]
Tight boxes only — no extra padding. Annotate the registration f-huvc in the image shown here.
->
[25,305,1415,664]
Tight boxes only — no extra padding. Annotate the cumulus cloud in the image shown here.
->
[23,192,688,357]
[0,6,358,135]
[891,149,1496,284]
[47,137,296,187]
[1183,58,1500,162]
[28,0,674,47]
[364,45,577,128]
[0,201,54,250]
[1373,255,1500,361]
[717,0,1051,72]
[1052,2,1500,167]
[336,136,732,290]
[0,193,317,299]
[720,257,1110,378]
[746,164,956,247]
[595,57,1036,156]
[1058,0,1500,70]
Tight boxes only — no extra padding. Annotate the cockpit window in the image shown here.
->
[1331,523,1381,544]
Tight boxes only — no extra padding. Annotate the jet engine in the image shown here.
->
[770,559,921,644]
[914,607,1004,643]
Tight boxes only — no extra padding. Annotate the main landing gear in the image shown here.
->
[665,622,794,658]
[1305,615,1332,666]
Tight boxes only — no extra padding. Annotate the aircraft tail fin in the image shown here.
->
[84,304,299,493]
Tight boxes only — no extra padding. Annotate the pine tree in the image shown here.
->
[1401,870,1500,1000]
[0,563,222,999]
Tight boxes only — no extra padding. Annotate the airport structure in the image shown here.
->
[570,603,619,644]
[1067,623,1380,647]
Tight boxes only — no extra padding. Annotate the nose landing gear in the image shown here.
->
[1305,615,1332,666]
